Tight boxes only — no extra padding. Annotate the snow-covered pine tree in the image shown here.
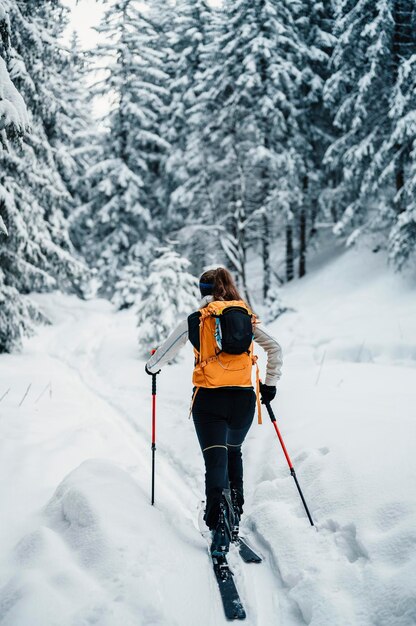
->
[369,1,416,268]
[0,0,37,353]
[192,0,308,295]
[136,247,199,356]
[0,0,86,352]
[324,0,394,237]
[72,0,171,304]
[163,0,213,241]
[293,0,335,278]
[55,31,97,206]
[189,2,254,294]
[387,50,416,268]
[323,0,416,266]
[0,1,28,139]
[161,1,335,288]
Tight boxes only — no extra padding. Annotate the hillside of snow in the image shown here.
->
[0,247,415,626]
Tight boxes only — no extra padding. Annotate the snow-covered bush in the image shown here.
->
[389,208,416,270]
[112,241,153,310]
[137,248,199,356]
[0,269,48,353]
[263,285,288,324]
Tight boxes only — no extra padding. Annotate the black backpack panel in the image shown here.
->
[219,307,253,354]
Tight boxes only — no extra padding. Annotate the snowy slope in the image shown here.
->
[0,248,415,625]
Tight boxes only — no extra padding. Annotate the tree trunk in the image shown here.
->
[256,27,271,301]
[394,151,406,215]
[262,213,270,300]
[393,0,413,72]
[240,256,253,309]
[237,214,252,308]
[286,224,294,282]
[299,175,308,278]
[392,0,413,214]
[299,207,307,278]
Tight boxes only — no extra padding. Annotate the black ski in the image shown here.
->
[198,503,246,620]
[211,552,246,620]
[234,536,262,564]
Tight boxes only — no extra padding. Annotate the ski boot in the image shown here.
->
[211,491,235,557]
[231,488,243,542]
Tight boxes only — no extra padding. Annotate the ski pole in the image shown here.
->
[150,349,157,506]
[264,402,314,526]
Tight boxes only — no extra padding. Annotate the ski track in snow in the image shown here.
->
[43,298,294,626]
[0,294,292,626]
[1,248,416,625]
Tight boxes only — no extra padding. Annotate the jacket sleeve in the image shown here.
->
[145,319,189,373]
[253,322,283,386]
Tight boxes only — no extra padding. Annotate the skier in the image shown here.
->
[145,267,282,556]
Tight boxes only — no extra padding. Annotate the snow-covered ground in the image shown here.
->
[0,248,415,625]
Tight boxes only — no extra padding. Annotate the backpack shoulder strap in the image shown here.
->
[188,311,201,351]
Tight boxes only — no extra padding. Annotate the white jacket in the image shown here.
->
[146,296,283,386]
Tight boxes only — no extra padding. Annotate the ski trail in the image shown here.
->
[28,295,294,625]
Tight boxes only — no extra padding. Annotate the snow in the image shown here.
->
[0,248,415,625]
[0,57,28,133]
[0,214,8,236]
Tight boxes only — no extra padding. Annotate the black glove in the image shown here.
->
[145,364,160,376]
[259,383,276,404]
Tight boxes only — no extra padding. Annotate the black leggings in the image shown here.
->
[192,387,256,529]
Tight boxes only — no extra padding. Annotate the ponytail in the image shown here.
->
[199,267,243,302]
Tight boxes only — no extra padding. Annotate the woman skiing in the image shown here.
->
[145,267,282,556]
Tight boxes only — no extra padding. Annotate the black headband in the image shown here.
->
[199,281,214,296]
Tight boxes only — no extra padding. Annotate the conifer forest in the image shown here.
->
[1,0,415,353]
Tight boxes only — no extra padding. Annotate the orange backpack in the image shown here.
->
[189,300,262,423]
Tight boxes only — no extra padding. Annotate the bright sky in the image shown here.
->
[63,0,222,49]
[62,0,105,50]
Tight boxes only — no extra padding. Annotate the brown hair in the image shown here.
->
[199,267,243,301]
